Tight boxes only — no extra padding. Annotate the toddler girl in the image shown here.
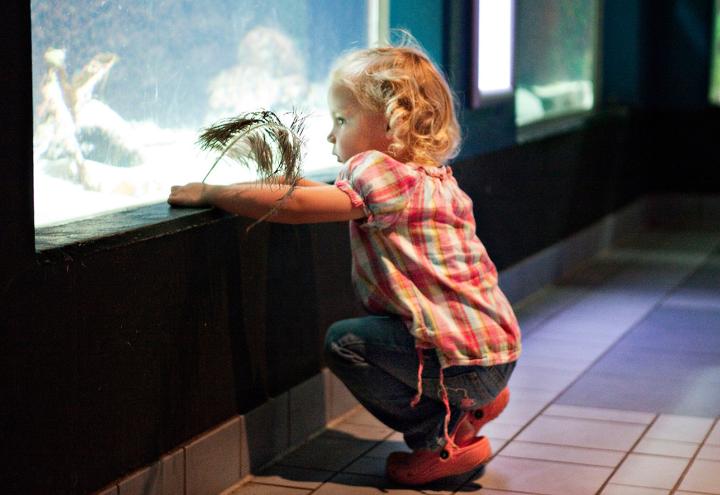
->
[168,43,521,486]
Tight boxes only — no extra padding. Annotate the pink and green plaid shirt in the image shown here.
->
[335,151,521,368]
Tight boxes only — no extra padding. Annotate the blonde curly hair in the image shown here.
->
[330,44,461,166]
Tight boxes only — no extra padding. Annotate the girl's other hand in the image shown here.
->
[167,182,211,207]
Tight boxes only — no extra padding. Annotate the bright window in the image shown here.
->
[31,1,373,227]
[472,0,515,107]
[711,0,720,104]
[514,0,599,126]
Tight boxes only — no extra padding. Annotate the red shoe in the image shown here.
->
[386,435,491,486]
[454,387,510,446]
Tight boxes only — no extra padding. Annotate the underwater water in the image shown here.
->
[31,0,367,226]
[514,0,597,125]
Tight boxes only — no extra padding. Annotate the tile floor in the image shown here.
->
[230,228,720,494]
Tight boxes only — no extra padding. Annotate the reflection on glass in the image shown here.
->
[31,1,368,226]
[710,0,720,104]
[514,0,598,126]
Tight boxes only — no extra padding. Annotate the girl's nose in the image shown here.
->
[327,131,335,143]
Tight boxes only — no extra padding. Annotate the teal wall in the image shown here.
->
[389,0,445,64]
[390,1,519,159]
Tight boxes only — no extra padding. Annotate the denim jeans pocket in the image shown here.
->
[423,362,515,410]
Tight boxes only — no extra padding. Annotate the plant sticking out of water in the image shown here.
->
[197,110,307,230]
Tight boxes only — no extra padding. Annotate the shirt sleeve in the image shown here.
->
[335,151,418,229]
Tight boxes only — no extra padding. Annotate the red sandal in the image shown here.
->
[454,387,510,446]
[386,434,491,486]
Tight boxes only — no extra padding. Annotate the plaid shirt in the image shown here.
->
[335,151,521,368]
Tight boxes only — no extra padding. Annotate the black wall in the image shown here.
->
[3,1,720,493]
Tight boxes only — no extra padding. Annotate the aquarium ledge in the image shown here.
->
[35,203,229,258]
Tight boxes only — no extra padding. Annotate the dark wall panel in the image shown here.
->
[454,112,641,270]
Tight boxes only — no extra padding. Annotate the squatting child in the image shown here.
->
[168,42,521,486]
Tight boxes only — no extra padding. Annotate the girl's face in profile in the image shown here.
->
[327,83,392,163]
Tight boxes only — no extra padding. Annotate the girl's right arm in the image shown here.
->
[294,177,329,187]
[167,181,365,224]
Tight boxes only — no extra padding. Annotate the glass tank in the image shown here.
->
[711,0,720,105]
[31,0,369,226]
[514,0,598,126]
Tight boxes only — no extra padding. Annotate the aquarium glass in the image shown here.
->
[31,0,369,227]
[514,0,598,126]
[711,0,720,104]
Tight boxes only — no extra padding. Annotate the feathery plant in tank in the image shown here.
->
[197,110,307,229]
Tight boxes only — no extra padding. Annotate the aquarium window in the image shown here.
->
[710,0,720,105]
[514,0,599,126]
[472,0,515,107]
[31,1,375,227]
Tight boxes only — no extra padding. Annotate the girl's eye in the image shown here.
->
[335,117,345,126]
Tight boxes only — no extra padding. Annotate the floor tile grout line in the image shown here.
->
[456,484,546,495]
[305,430,397,494]
[498,438,650,454]
[669,416,720,495]
[490,453,630,470]
[540,412,656,426]
[592,414,660,495]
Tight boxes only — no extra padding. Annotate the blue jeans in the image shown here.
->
[324,315,516,451]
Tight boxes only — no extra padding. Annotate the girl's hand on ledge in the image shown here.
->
[168,183,213,208]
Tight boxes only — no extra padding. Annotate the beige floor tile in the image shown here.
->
[328,421,393,441]
[516,416,646,451]
[508,365,577,393]
[481,421,524,440]
[544,405,655,424]
[277,433,377,471]
[600,484,668,494]
[493,397,547,426]
[644,415,715,443]
[343,456,387,477]
[706,421,720,446]
[480,456,612,495]
[678,459,720,494]
[312,473,423,494]
[500,440,625,467]
[697,444,720,461]
[252,465,334,490]
[522,340,606,364]
[633,438,698,458]
[488,437,509,453]
[228,482,311,494]
[510,385,560,403]
[365,436,411,459]
[472,490,545,495]
[513,352,592,372]
[610,453,689,489]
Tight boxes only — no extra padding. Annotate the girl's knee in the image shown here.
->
[324,319,352,362]
[324,320,348,350]
[324,319,366,369]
